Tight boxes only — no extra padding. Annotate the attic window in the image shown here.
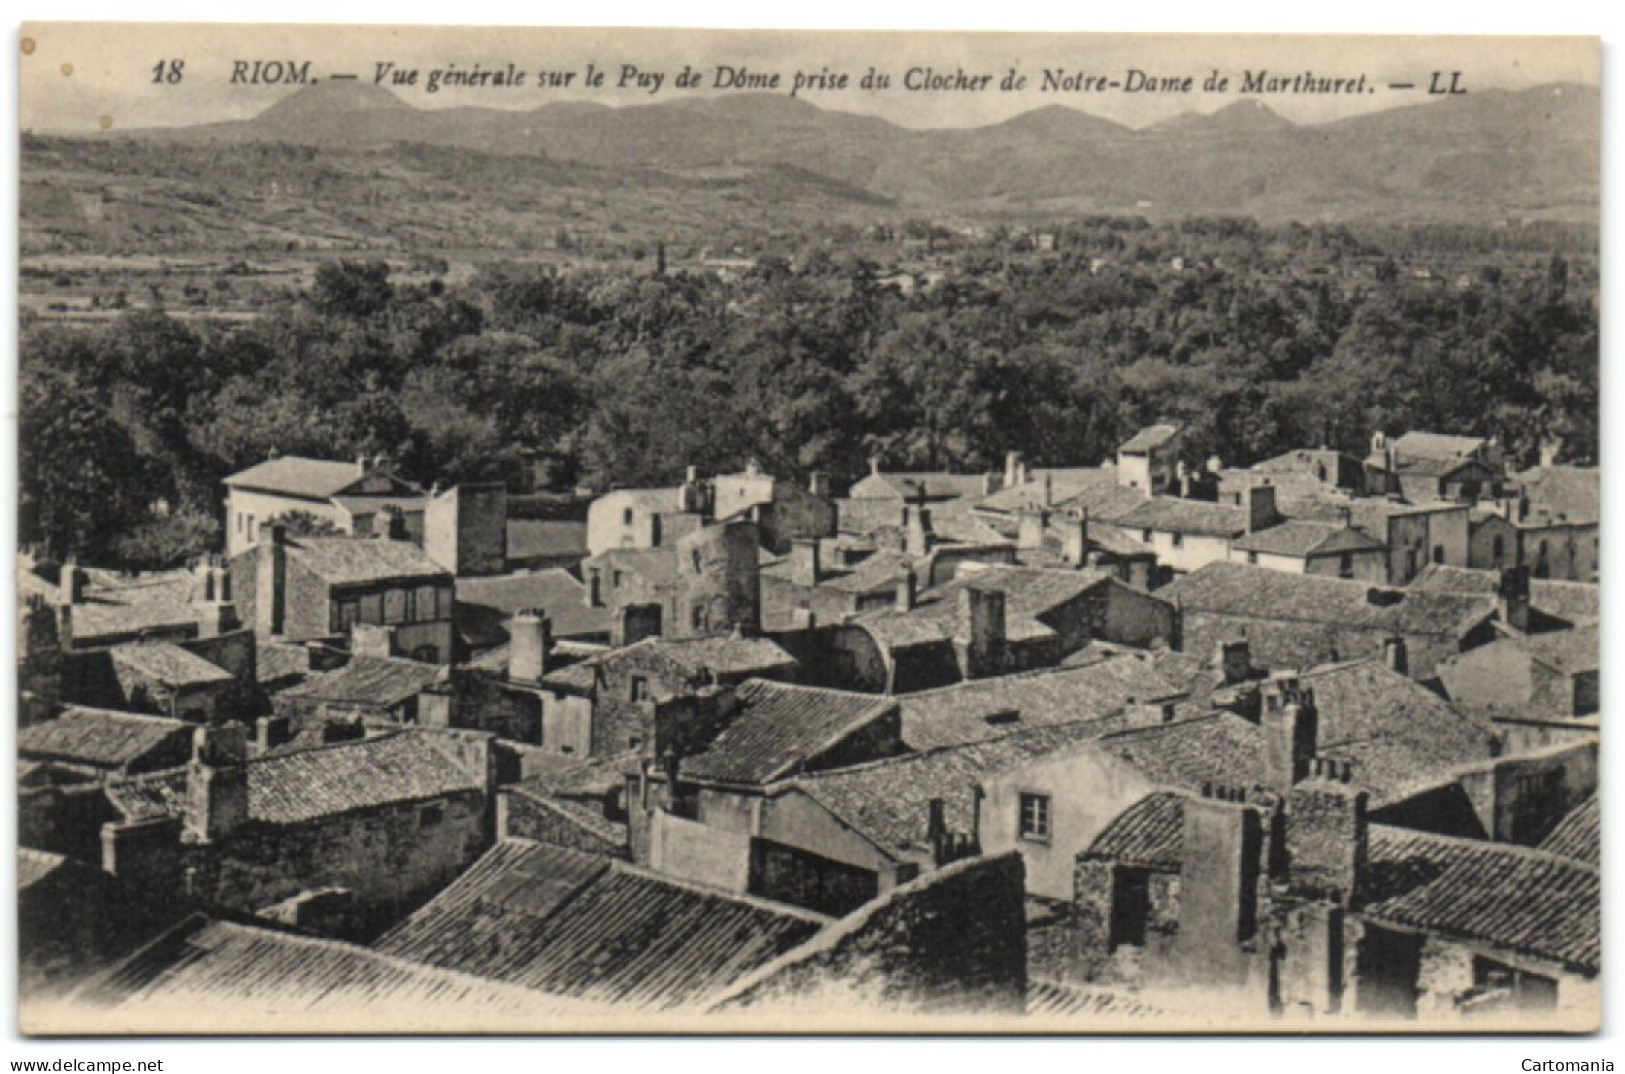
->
[983,710,1021,728]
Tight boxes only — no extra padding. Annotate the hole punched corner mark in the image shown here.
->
[21,36,37,56]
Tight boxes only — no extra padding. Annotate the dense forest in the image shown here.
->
[20,217,1598,567]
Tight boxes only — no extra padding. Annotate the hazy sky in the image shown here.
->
[20,24,1598,134]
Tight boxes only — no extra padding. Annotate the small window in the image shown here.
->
[623,507,635,526]
[412,645,439,664]
[247,516,257,542]
[691,606,705,631]
[1432,545,1445,565]
[628,736,643,751]
[419,803,445,829]
[1171,532,1184,548]
[983,710,1021,728]
[1019,793,1051,842]
[336,599,360,631]
[630,675,650,702]
[1339,553,1354,578]
[613,570,624,588]
[1141,529,1153,543]
[1247,551,1259,565]
[1492,535,1505,562]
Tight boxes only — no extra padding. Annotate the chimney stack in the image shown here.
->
[790,538,822,588]
[256,524,288,637]
[869,454,883,478]
[183,723,250,844]
[905,506,934,558]
[508,609,552,685]
[57,557,86,606]
[894,566,917,612]
[1498,564,1531,633]
[378,504,408,541]
[1381,635,1408,675]
[808,471,831,499]
[1004,452,1025,490]
[1216,637,1251,685]
[1016,508,1047,552]
[1245,483,1278,534]
[1062,510,1089,566]
[961,585,1007,678]
[1262,674,1317,792]
[1284,778,1369,905]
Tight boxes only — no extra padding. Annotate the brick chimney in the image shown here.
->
[256,523,287,637]
[1498,564,1531,633]
[1262,673,1317,793]
[790,538,822,588]
[508,609,552,685]
[183,723,250,844]
[961,585,1006,678]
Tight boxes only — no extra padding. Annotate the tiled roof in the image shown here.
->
[1513,465,1599,524]
[598,487,683,512]
[519,749,641,798]
[1082,792,1188,869]
[1115,497,1248,539]
[1097,713,1268,792]
[505,787,629,847]
[1363,826,1598,974]
[909,565,1120,640]
[286,536,449,586]
[71,598,201,644]
[613,633,795,677]
[1118,424,1181,453]
[858,472,992,502]
[109,642,234,687]
[1523,624,1599,676]
[538,660,599,694]
[257,641,314,685]
[818,550,913,594]
[18,707,192,769]
[455,569,611,639]
[1054,482,1149,525]
[104,769,189,822]
[1230,521,1384,558]
[79,916,547,1027]
[376,840,826,1010]
[975,470,1114,515]
[19,847,73,890]
[854,612,957,652]
[1395,455,1484,478]
[245,731,482,824]
[679,681,897,786]
[1300,659,1498,803]
[1410,565,1600,626]
[1538,796,1600,867]
[1252,449,1361,475]
[276,655,446,707]
[1161,563,1495,639]
[791,723,1104,855]
[223,456,366,497]
[84,567,198,606]
[896,658,1181,751]
[1391,431,1489,461]
[1027,979,1164,1020]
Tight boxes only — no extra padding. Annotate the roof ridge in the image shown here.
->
[1369,822,1600,875]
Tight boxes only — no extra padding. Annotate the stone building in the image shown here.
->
[222,454,423,557]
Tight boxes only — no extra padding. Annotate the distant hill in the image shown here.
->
[47,80,1602,234]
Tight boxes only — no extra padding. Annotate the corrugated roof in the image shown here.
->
[18,707,192,769]
[1118,424,1181,453]
[109,641,234,687]
[245,731,482,824]
[791,723,1103,855]
[1538,796,1600,867]
[897,658,1180,751]
[277,655,445,707]
[375,840,826,1010]
[1363,825,1598,974]
[287,537,449,586]
[223,456,366,497]
[680,681,897,786]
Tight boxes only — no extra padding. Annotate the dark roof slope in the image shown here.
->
[375,840,826,1010]
[246,732,482,824]
[1119,424,1180,453]
[276,655,445,707]
[109,642,234,687]
[679,681,897,786]
[1097,713,1268,791]
[455,569,609,639]
[1115,497,1247,539]
[611,633,795,677]
[1538,796,1600,867]
[287,536,449,586]
[1081,792,1187,869]
[1231,521,1384,558]
[18,707,192,769]
[1363,825,1599,974]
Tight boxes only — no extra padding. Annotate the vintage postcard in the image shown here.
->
[15,23,1599,1034]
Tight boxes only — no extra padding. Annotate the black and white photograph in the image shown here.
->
[11,21,1603,1037]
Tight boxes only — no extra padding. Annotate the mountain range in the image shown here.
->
[105,80,1601,222]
